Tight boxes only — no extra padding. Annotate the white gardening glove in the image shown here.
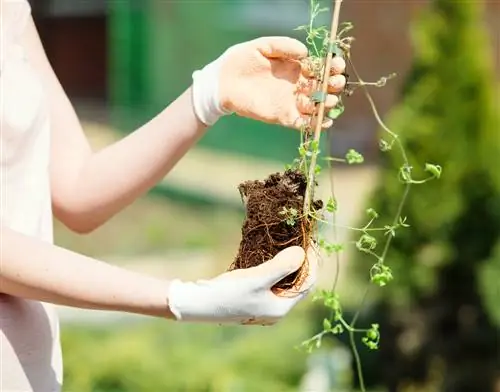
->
[191,36,346,127]
[167,246,317,325]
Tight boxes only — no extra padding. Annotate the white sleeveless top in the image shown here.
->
[1,1,63,391]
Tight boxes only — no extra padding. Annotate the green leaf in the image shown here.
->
[345,149,364,164]
[366,208,379,219]
[379,139,392,152]
[326,196,337,213]
[425,163,442,179]
[327,105,345,120]
[332,324,344,334]
[294,25,308,31]
[310,140,320,152]
[398,216,410,227]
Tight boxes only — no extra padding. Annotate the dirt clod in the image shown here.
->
[229,169,322,294]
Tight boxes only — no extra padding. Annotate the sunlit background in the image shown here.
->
[28,1,499,391]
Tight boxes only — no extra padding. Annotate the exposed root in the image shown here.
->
[229,169,323,294]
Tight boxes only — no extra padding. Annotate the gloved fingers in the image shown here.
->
[254,36,308,60]
[253,246,306,287]
[297,93,339,115]
[292,114,334,131]
[273,246,319,299]
[297,74,347,96]
[330,56,347,75]
[298,245,320,293]
[301,56,346,78]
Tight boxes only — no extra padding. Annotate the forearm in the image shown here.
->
[62,88,206,232]
[0,227,176,319]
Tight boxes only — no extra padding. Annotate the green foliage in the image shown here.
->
[354,0,500,306]
[292,0,500,390]
[349,0,500,388]
[290,1,441,390]
[61,309,315,392]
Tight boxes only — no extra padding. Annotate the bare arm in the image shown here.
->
[0,226,176,318]
[0,225,316,325]
[22,16,206,233]
[23,17,346,234]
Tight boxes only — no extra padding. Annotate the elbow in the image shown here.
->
[54,206,106,235]
[60,215,103,234]
[64,219,100,235]
[52,180,110,234]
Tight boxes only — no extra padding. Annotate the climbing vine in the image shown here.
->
[291,0,442,390]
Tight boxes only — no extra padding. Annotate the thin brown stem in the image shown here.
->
[303,0,344,214]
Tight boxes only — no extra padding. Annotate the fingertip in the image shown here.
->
[325,94,339,109]
[256,37,308,60]
[286,38,308,59]
[273,246,306,271]
[321,118,334,129]
[296,94,316,114]
[330,56,346,75]
[328,74,347,93]
[290,113,310,130]
[275,245,306,261]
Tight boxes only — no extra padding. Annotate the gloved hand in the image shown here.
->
[191,36,346,128]
[167,246,317,325]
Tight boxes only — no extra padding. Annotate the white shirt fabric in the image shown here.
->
[1,1,63,390]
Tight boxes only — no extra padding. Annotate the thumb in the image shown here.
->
[253,37,308,60]
[254,246,306,287]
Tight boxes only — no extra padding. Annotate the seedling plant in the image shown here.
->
[228,0,442,390]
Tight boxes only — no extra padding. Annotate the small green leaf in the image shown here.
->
[371,264,394,287]
[332,324,344,334]
[425,163,442,179]
[399,164,413,183]
[323,318,332,331]
[366,208,379,219]
[327,105,345,119]
[316,337,322,348]
[294,25,308,31]
[326,197,337,213]
[367,330,378,340]
[384,225,396,237]
[398,216,410,227]
[345,149,364,164]
[379,139,391,152]
[356,234,377,251]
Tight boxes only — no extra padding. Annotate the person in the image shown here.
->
[0,1,347,391]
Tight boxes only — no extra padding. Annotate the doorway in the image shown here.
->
[29,0,108,101]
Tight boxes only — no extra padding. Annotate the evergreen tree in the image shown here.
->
[353,0,500,390]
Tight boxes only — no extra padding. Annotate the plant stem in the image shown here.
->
[349,328,366,392]
[303,0,344,214]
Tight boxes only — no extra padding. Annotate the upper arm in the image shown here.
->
[20,16,93,217]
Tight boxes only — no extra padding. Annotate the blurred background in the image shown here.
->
[28,0,499,391]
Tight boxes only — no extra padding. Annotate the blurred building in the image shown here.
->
[30,0,499,164]
[29,0,107,100]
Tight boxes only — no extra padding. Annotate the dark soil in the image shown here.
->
[229,169,323,294]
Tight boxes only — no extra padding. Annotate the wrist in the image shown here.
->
[167,279,218,323]
[191,55,232,127]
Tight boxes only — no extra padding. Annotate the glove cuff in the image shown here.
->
[167,279,215,323]
[191,58,232,127]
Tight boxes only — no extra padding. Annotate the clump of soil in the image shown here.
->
[229,169,323,294]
